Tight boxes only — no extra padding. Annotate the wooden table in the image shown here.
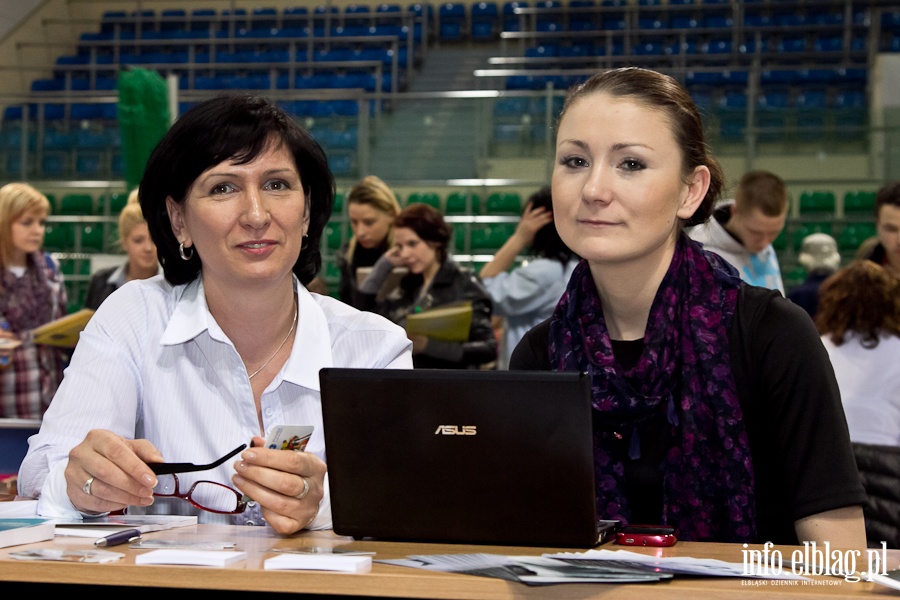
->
[0,525,897,598]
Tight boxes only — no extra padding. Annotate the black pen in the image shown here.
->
[94,528,143,548]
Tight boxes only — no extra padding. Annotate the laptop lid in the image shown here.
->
[320,368,599,548]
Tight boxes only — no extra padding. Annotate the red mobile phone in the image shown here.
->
[615,525,678,547]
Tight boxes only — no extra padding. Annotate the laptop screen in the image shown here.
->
[320,368,599,547]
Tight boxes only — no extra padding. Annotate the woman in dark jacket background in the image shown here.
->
[359,203,497,369]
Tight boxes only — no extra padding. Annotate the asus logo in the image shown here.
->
[434,425,477,436]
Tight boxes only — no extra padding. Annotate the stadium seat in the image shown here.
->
[58,193,95,215]
[406,192,442,210]
[78,223,106,252]
[502,1,529,32]
[837,222,877,252]
[446,192,482,215]
[43,222,76,252]
[485,192,522,214]
[324,223,346,250]
[438,3,466,41]
[798,191,836,215]
[471,2,499,40]
[843,190,877,215]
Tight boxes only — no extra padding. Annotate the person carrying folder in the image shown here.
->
[358,203,497,369]
[19,95,412,534]
[0,182,67,419]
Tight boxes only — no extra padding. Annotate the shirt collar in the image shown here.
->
[159,275,333,391]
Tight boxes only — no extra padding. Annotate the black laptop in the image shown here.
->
[319,368,601,548]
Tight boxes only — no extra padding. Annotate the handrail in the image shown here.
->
[18,33,408,98]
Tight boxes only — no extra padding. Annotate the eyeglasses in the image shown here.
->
[150,444,248,514]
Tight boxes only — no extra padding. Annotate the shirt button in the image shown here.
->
[245,520,256,526]
[247,501,258,508]
[264,408,273,416]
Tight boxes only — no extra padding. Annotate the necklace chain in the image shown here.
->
[247,299,298,380]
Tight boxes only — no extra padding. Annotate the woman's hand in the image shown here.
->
[232,436,326,535]
[65,429,162,514]
[514,203,554,245]
[383,244,404,267]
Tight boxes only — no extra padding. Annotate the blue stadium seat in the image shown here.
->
[471,2,499,40]
[502,1,529,32]
[376,4,404,26]
[283,7,310,29]
[160,9,186,32]
[533,0,562,31]
[438,3,466,41]
[251,7,278,30]
[344,4,372,27]
[190,9,216,32]
[568,0,596,32]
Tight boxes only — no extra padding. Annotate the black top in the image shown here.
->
[361,258,498,369]
[84,266,120,310]
[337,242,388,309]
[510,285,867,544]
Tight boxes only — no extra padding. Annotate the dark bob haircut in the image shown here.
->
[140,94,335,285]
[394,203,452,263]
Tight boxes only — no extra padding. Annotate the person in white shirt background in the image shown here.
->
[687,170,788,293]
[18,94,412,533]
[816,260,900,447]
[479,186,577,369]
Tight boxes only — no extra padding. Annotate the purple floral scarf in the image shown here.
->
[549,234,756,542]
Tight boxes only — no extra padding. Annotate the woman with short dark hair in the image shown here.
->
[359,203,497,369]
[19,94,412,534]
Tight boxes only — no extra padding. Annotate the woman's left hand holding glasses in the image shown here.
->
[232,436,326,534]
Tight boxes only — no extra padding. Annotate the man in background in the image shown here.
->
[688,170,788,293]
[856,180,900,278]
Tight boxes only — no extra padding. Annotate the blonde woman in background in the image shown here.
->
[84,189,160,310]
[337,175,401,308]
[0,182,67,418]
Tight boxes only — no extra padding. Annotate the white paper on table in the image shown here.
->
[264,553,372,573]
[0,500,39,518]
[134,549,247,567]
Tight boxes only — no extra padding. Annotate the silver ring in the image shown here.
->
[82,476,94,496]
[295,477,310,500]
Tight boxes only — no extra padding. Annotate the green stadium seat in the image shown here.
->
[446,192,482,215]
[843,190,877,215]
[323,260,340,280]
[471,223,515,251]
[792,222,834,251]
[405,192,441,210]
[772,229,788,251]
[58,193,95,215]
[43,222,75,252]
[332,192,345,214]
[453,224,469,253]
[798,190,836,215]
[485,192,522,215]
[78,223,106,252]
[106,192,130,214]
[784,265,807,289]
[324,223,345,250]
[837,222,877,251]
